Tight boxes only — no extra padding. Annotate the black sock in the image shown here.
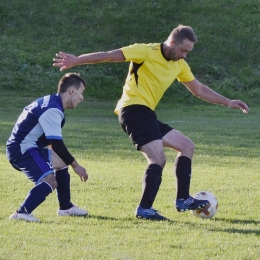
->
[139,164,162,209]
[55,167,73,210]
[174,156,191,199]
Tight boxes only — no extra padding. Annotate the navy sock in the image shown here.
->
[174,156,191,199]
[17,182,53,214]
[55,167,73,210]
[139,164,162,209]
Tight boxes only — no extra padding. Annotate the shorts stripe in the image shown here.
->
[29,148,51,173]
[9,148,54,184]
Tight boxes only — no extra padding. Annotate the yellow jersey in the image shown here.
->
[115,43,194,114]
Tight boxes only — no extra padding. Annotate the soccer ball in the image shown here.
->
[191,191,218,219]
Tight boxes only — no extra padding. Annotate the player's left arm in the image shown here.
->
[39,109,88,182]
[183,78,249,114]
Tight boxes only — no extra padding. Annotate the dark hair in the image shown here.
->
[169,25,198,44]
[58,73,86,93]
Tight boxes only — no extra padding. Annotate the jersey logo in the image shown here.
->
[46,162,53,169]
[41,95,51,109]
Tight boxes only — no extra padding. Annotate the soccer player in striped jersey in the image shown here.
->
[53,25,249,220]
[7,73,88,222]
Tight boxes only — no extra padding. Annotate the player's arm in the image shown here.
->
[50,139,88,182]
[53,49,126,71]
[39,109,88,181]
[182,78,249,114]
[50,139,74,166]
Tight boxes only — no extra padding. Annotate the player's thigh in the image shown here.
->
[10,148,54,185]
[140,139,166,166]
[162,129,194,155]
[50,149,67,169]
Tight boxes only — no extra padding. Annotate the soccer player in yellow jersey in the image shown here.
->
[53,25,249,220]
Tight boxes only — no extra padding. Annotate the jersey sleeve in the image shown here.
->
[121,44,147,63]
[176,60,195,82]
[38,108,64,140]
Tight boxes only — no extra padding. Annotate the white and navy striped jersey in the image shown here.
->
[6,93,65,161]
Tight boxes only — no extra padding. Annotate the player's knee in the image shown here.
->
[157,153,166,168]
[41,173,57,190]
[182,138,195,156]
[147,154,166,168]
[188,140,195,153]
[50,179,58,190]
[162,156,167,168]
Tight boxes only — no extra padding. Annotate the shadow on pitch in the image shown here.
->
[87,214,176,223]
[181,217,260,236]
[214,217,260,225]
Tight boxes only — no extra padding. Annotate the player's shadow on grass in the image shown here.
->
[88,214,176,223]
[215,217,260,226]
[182,218,260,236]
[88,214,121,221]
[211,225,260,236]
[221,228,260,236]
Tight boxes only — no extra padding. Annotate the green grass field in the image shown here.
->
[1,0,260,103]
[1,0,260,259]
[0,94,259,259]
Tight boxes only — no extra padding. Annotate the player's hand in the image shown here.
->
[53,52,78,71]
[72,164,88,182]
[228,100,249,114]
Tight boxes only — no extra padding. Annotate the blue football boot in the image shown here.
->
[135,206,168,221]
[175,196,209,212]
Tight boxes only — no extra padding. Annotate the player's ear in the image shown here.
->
[169,39,175,47]
[69,86,75,95]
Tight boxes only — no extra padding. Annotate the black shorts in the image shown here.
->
[118,105,173,150]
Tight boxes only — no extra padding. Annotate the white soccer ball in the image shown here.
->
[191,191,218,219]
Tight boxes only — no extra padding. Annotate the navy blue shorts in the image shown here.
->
[118,105,173,150]
[10,147,54,184]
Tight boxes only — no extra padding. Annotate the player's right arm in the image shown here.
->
[53,49,126,71]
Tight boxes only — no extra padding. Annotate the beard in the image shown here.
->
[169,48,180,61]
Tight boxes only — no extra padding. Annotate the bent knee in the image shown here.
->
[46,179,57,190]
[154,154,166,168]
[160,156,167,168]
[41,173,57,190]
[51,180,58,190]
[186,139,195,153]
[179,138,195,158]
